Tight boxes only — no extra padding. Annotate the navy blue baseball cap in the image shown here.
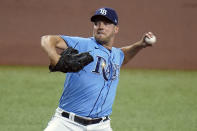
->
[91,7,118,25]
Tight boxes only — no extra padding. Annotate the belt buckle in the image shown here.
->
[69,112,75,121]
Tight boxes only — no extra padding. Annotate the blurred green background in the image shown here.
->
[0,66,196,131]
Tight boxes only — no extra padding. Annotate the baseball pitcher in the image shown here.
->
[41,7,156,131]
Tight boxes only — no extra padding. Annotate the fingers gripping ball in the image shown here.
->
[144,32,157,45]
[49,47,94,73]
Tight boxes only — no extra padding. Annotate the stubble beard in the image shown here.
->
[95,37,108,45]
[94,33,113,45]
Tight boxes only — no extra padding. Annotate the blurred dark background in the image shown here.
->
[0,0,197,69]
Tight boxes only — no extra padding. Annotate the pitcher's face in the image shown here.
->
[93,16,119,45]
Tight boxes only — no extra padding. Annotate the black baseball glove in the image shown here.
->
[49,47,93,73]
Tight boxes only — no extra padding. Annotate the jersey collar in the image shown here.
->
[90,37,112,55]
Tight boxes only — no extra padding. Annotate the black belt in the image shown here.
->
[61,112,109,126]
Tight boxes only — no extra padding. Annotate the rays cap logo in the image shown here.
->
[91,7,118,25]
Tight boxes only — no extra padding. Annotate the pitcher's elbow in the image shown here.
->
[41,35,49,48]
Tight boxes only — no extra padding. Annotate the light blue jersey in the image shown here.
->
[59,35,124,118]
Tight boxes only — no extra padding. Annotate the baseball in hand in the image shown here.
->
[144,32,156,45]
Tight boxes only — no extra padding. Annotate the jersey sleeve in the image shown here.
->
[119,48,125,66]
[59,35,89,52]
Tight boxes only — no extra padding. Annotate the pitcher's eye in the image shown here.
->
[94,22,98,26]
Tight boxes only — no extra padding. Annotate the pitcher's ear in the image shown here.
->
[115,26,119,34]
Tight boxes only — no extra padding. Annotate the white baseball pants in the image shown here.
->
[44,108,113,131]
